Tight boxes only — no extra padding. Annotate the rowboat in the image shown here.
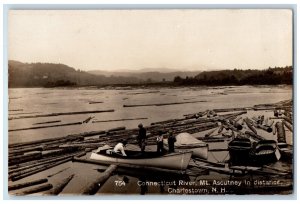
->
[228,138,252,166]
[90,147,192,170]
[163,132,208,159]
[250,140,281,165]
[278,143,293,162]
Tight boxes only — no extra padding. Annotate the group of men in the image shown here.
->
[113,123,177,156]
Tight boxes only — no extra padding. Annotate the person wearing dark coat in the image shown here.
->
[167,130,176,153]
[137,123,147,152]
[156,130,164,154]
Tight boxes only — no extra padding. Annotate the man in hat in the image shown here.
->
[137,123,147,153]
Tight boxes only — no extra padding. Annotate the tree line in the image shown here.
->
[173,66,292,86]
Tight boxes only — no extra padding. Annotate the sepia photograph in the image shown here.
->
[6,8,293,196]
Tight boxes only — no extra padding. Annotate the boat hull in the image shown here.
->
[228,138,252,166]
[90,151,192,170]
[250,140,280,166]
[278,143,293,161]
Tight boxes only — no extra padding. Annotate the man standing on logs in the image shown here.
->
[156,130,164,154]
[137,123,147,153]
[167,130,176,153]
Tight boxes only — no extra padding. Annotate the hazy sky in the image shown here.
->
[8,9,292,71]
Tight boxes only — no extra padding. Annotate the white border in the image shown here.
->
[1,0,299,203]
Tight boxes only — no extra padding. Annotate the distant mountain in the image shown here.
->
[8,60,143,87]
[88,70,201,82]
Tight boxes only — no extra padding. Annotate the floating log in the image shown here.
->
[269,116,292,125]
[184,112,202,119]
[253,106,276,111]
[123,100,206,107]
[228,166,282,175]
[230,166,261,173]
[107,126,126,132]
[200,138,226,143]
[263,165,291,174]
[9,122,83,132]
[59,143,104,149]
[92,117,148,123]
[88,101,103,104]
[81,130,106,137]
[9,109,23,112]
[205,127,218,137]
[9,109,115,120]
[9,152,82,175]
[207,110,217,117]
[8,178,48,191]
[16,183,53,195]
[9,152,42,166]
[82,164,117,195]
[47,167,70,178]
[151,117,191,126]
[9,146,44,156]
[254,103,275,107]
[11,157,72,181]
[9,112,41,116]
[33,120,61,125]
[244,118,257,134]
[82,116,94,123]
[213,107,247,113]
[189,163,240,175]
[208,148,228,152]
[255,123,273,133]
[41,147,78,157]
[229,119,243,130]
[46,174,74,195]
[275,122,286,143]
[9,135,83,149]
[244,131,265,141]
[192,157,225,167]
[223,120,237,132]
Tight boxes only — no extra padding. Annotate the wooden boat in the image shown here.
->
[228,138,252,166]
[163,132,208,159]
[250,140,281,166]
[278,143,293,162]
[90,147,192,170]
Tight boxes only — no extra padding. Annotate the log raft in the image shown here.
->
[16,183,53,195]
[8,178,48,191]
[123,100,207,107]
[9,109,115,120]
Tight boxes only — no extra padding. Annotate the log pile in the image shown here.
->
[8,99,293,195]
